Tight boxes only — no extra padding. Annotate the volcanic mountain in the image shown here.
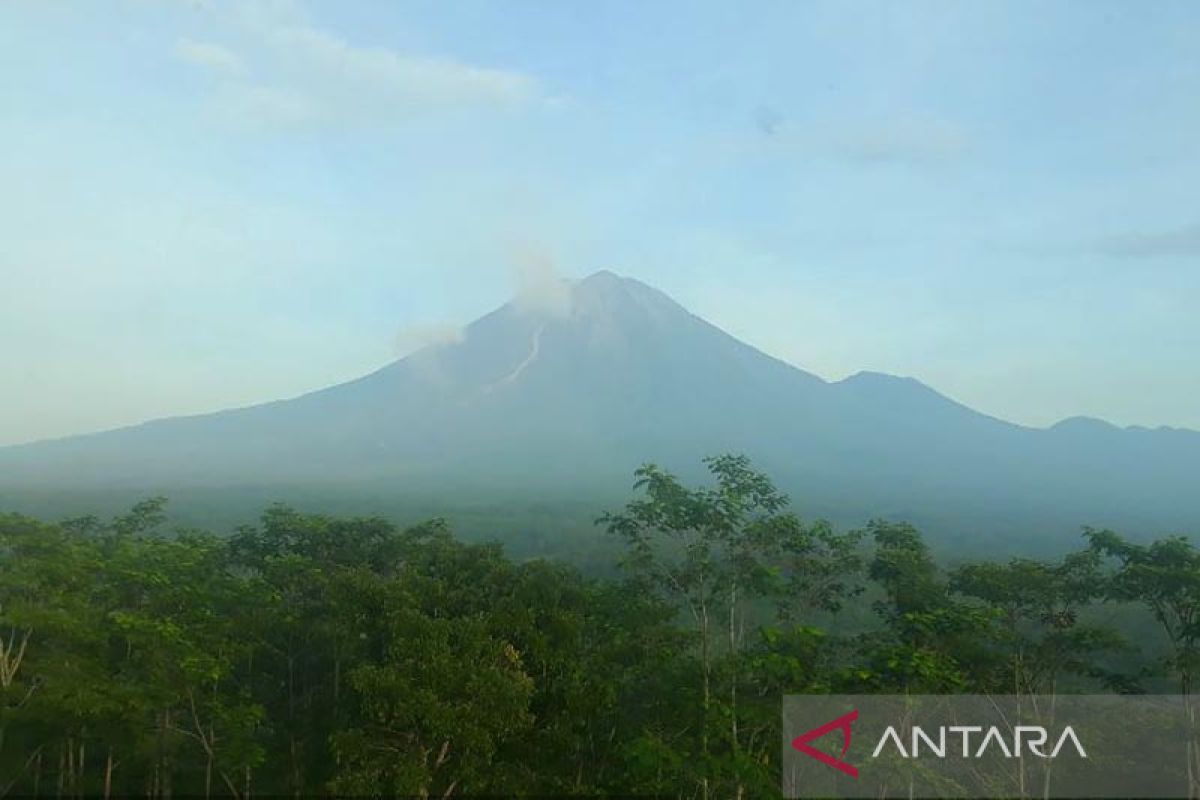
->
[2,271,1197,539]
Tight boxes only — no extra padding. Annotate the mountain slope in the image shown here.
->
[2,270,1197,537]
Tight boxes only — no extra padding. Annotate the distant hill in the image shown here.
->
[2,270,1197,545]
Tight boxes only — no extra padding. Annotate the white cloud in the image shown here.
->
[1094,223,1200,258]
[212,82,320,127]
[727,112,969,167]
[837,115,969,164]
[175,3,541,129]
[268,25,535,109]
[173,38,244,74]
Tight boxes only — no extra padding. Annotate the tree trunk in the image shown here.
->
[77,740,85,800]
[729,582,739,749]
[104,748,114,800]
[66,738,74,799]
[154,710,164,800]
[730,581,742,800]
[287,646,299,798]
[700,593,710,800]
[1181,670,1197,799]
[333,650,341,719]
[163,709,173,800]
[56,743,65,800]
[290,736,301,798]
[0,745,44,799]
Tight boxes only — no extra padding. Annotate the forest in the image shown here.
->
[1,455,1197,798]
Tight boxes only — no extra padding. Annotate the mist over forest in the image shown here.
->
[4,455,1198,797]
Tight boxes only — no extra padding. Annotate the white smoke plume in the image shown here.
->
[509,243,573,318]
[392,322,465,358]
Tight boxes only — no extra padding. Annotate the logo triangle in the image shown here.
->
[791,708,859,778]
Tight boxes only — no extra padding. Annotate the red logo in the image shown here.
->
[791,709,859,778]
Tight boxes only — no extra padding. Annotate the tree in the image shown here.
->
[601,454,861,799]
[1086,528,1200,791]
[951,551,1126,695]
[861,520,996,693]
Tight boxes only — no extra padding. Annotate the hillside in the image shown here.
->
[2,271,1197,543]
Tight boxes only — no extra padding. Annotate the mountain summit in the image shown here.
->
[2,271,1197,538]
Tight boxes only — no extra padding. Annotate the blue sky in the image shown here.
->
[2,0,1198,445]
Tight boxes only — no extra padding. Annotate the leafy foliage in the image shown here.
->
[0,456,1182,797]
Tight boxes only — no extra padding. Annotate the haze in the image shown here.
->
[2,0,1198,446]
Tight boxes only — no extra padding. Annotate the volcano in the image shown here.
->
[2,271,1197,538]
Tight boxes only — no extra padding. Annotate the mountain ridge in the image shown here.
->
[7,272,1188,447]
[1,270,1196,543]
